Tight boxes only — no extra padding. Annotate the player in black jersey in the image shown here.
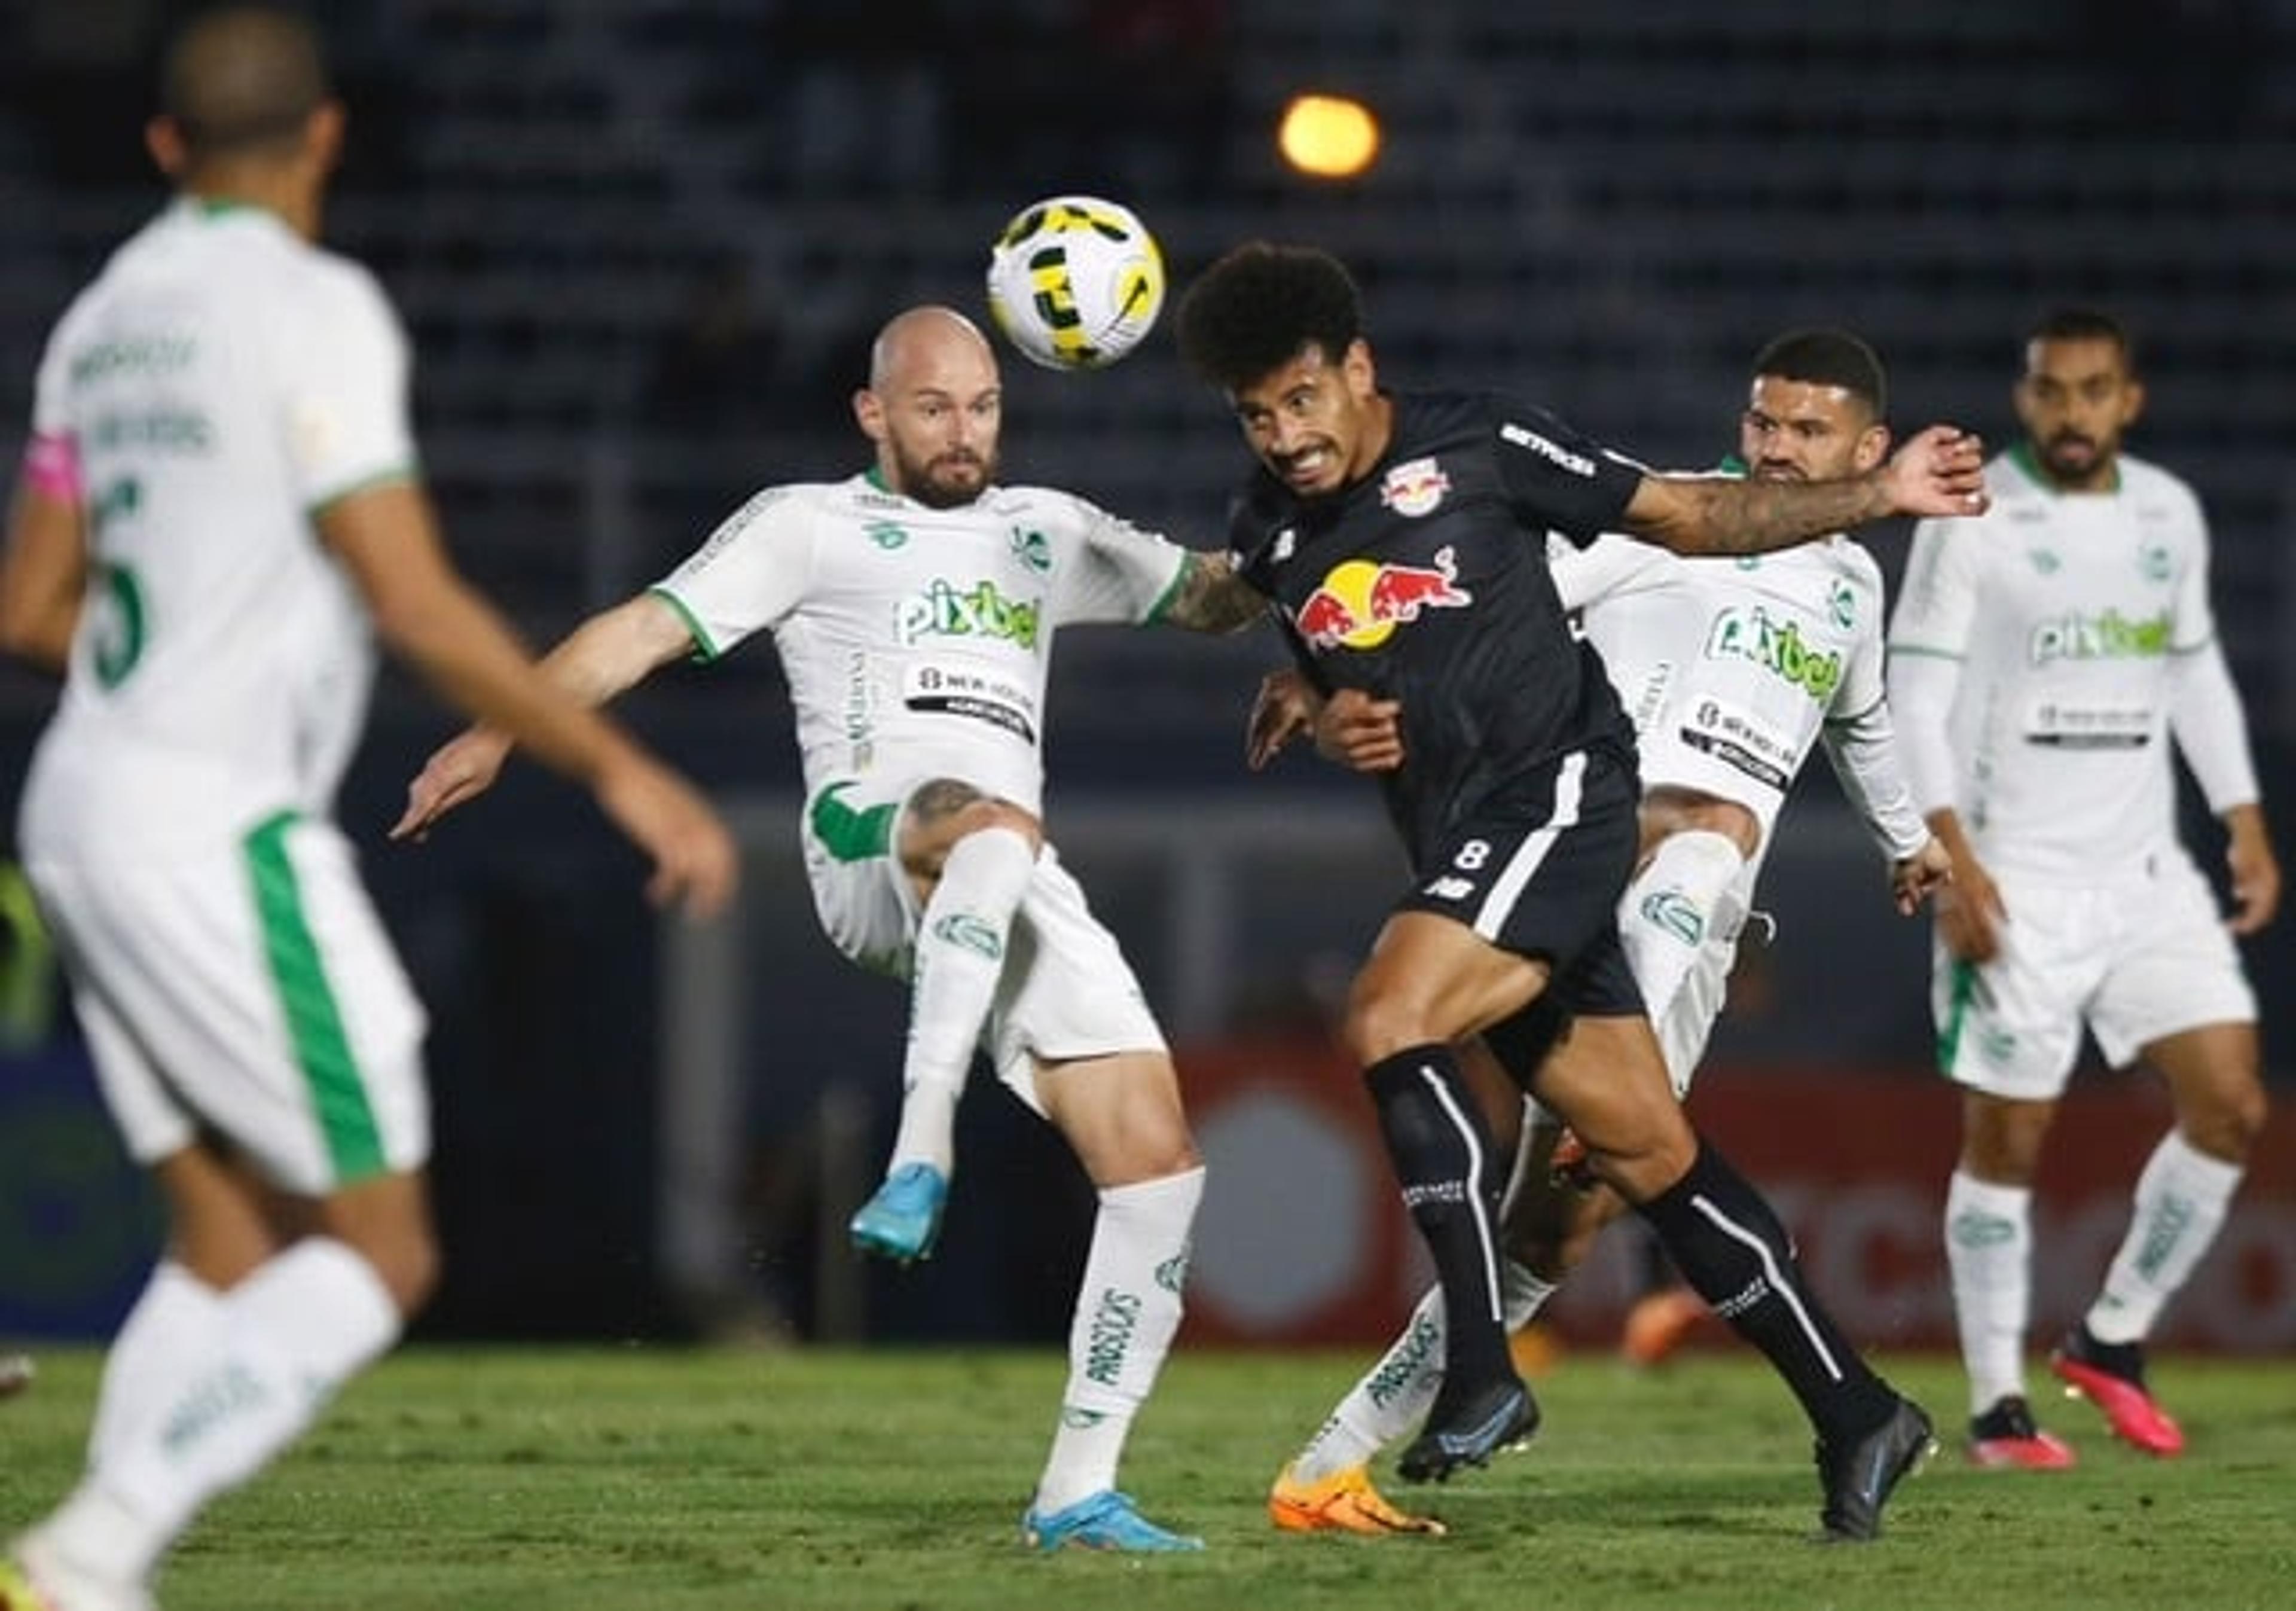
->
[1176,243,1986,1541]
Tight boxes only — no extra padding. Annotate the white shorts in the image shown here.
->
[25,812,429,1195]
[1932,847,2255,1100]
[801,780,1165,1113]
[1655,917,1744,1098]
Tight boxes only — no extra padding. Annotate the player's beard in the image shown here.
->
[894,441,997,508]
[2039,430,2106,483]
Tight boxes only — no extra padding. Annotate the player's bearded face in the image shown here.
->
[2015,336,2141,490]
[891,429,997,508]
[1739,377,1880,484]
[884,395,1001,508]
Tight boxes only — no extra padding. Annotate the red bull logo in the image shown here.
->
[1379,455,1451,517]
[1292,545,1473,651]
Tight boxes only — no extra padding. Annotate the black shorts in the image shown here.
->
[1396,745,1645,1027]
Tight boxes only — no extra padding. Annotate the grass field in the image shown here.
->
[2,1345,2291,1610]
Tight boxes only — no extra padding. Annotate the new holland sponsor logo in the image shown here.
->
[1499,421,1596,477]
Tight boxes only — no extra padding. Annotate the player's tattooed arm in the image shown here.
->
[1160,550,1269,633]
[1626,423,1987,554]
[1626,472,1898,556]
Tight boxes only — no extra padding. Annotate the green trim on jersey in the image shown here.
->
[1886,643,1966,662]
[308,463,419,520]
[1937,957,1980,1077]
[1142,550,1192,626]
[243,811,386,1182]
[810,783,896,863]
[646,585,721,662]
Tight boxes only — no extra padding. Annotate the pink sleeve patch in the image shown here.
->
[25,433,83,502]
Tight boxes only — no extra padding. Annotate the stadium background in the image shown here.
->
[1,1,2291,1355]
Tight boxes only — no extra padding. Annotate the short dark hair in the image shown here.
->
[1176,243,1364,390]
[160,5,333,161]
[2026,306,2135,371]
[1749,328,1887,420]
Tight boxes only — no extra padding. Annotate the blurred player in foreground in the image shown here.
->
[0,11,734,1609]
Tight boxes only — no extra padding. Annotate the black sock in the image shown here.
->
[1365,1044,1512,1389]
[1636,1137,1896,1444]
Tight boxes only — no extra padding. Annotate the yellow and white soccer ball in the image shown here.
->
[985,196,1165,372]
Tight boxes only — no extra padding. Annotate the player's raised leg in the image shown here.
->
[850,782,1042,1264]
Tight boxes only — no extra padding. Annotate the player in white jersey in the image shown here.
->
[0,11,735,1610]
[393,305,1265,1553]
[1250,329,1950,1535]
[1888,309,2277,1469]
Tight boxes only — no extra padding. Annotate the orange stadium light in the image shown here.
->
[1278,92,1381,179]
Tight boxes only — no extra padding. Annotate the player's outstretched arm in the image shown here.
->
[391,591,697,841]
[1160,550,1269,634]
[1622,425,1989,557]
[324,482,734,916]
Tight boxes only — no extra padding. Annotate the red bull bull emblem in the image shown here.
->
[1379,456,1451,517]
[1292,545,1474,651]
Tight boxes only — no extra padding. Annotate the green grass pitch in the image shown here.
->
[2,1346,2292,1609]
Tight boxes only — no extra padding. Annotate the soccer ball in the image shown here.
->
[984,196,1165,372]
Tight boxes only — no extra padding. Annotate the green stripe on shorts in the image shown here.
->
[243,811,385,1181]
[1937,957,1979,1077]
[810,783,896,863]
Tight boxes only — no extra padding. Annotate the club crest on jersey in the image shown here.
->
[1378,457,1451,518]
[1292,545,1473,651]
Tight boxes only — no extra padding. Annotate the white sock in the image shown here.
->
[39,1238,402,1585]
[2086,1130,2243,1345]
[1945,1170,2033,1415]
[890,826,1037,1177]
[1503,1260,1558,1329]
[89,1261,226,1469]
[1292,1259,1555,1485]
[1620,831,1746,1030]
[1294,1286,1446,1484]
[1034,1166,1202,1514]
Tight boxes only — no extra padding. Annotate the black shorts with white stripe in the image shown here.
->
[1396,745,1644,1020]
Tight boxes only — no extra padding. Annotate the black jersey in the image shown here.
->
[1230,389,1645,871]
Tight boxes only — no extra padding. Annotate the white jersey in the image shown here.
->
[1889,449,2218,882]
[22,200,415,850]
[1551,532,1921,858]
[653,472,1189,815]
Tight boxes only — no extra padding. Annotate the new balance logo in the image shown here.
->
[1424,876,1475,901]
